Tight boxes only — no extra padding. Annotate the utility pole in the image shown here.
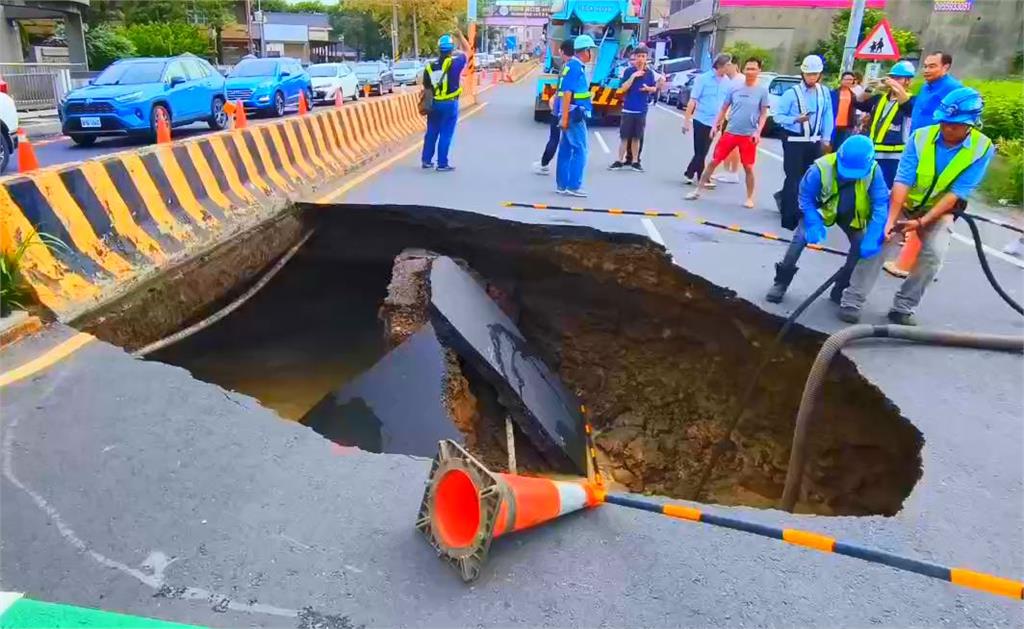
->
[841,0,868,73]
[245,0,253,54]
[412,6,420,59]
[639,0,653,44]
[257,0,265,57]
[391,0,400,60]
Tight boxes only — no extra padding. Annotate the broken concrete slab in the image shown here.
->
[301,323,463,457]
[428,256,587,474]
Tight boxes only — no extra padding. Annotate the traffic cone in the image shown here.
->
[416,440,604,583]
[363,84,371,98]
[335,88,344,108]
[233,100,248,129]
[884,231,921,278]
[155,112,171,144]
[298,90,308,115]
[15,129,39,173]
[491,69,499,85]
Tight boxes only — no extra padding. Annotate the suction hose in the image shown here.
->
[780,324,1024,512]
[959,212,1023,315]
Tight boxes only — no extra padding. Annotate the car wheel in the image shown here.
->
[352,87,360,101]
[388,82,394,94]
[273,91,286,117]
[0,132,10,174]
[209,96,228,130]
[70,134,96,147]
[150,104,170,141]
[305,88,314,109]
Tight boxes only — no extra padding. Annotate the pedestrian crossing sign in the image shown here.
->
[855,19,901,61]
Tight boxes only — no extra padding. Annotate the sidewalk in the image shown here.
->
[17,108,62,140]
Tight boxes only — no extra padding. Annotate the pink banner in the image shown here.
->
[720,0,886,7]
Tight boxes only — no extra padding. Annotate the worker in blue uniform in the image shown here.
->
[422,32,469,172]
[555,34,597,197]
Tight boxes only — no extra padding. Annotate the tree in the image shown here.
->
[195,0,236,64]
[723,41,774,71]
[85,24,137,70]
[329,6,388,60]
[119,0,189,25]
[800,9,920,75]
[121,22,210,58]
[343,0,464,57]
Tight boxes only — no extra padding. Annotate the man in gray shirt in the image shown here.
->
[686,57,771,208]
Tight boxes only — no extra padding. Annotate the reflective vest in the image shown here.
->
[791,83,826,142]
[869,92,910,155]
[565,57,592,106]
[813,153,876,230]
[906,126,993,216]
[432,56,462,101]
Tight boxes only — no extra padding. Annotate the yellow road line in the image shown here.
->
[0,333,95,388]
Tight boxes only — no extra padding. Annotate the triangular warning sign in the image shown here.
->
[855,19,901,61]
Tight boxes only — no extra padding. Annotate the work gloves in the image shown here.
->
[859,219,887,259]
[802,210,828,245]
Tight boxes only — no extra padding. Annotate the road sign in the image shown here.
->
[865,62,882,81]
[854,19,901,61]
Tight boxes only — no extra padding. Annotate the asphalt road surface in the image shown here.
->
[2,78,1022,627]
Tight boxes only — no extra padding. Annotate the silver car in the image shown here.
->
[392,60,423,86]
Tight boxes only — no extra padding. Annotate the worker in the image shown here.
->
[839,87,994,325]
[765,135,889,304]
[909,51,961,134]
[533,39,576,175]
[682,53,733,185]
[856,60,916,187]
[555,34,597,197]
[421,32,469,172]
[773,55,834,230]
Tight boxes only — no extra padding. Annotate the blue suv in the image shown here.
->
[61,54,228,146]
[225,57,312,117]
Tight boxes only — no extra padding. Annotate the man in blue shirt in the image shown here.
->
[681,53,733,184]
[533,39,576,175]
[555,35,597,197]
[421,32,469,172]
[773,55,834,230]
[609,46,661,172]
[910,51,962,134]
[840,87,994,325]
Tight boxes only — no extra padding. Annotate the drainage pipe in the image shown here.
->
[780,324,1024,512]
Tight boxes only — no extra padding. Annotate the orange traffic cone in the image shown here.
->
[363,84,371,98]
[233,100,248,129]
[16,129,40,173]
[884,231,921,278]
[416,440,603,582]
[491,69,499,85]
[335,88,344,108]
[297,90,308,115]
[155,112,171,144]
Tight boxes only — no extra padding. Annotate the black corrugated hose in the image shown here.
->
[959,212,1023,315]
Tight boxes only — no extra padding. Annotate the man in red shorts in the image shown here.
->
[685,57,770,208]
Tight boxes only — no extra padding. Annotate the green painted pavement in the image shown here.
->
[0,598,203,629]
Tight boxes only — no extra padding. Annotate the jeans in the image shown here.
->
[781,220,863,296]
[540,118,560,166]
[556,119,588,191]
[684,120,713,179]
[842,213,955,314]
[422,100,459,167]
[779,137,823,229]
[876,157,900,188]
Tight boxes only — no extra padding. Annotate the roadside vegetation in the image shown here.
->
[723,41,774,71]
[1,231,67,317]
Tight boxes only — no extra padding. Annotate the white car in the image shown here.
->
[308,63,360,105]
[392,59,423,86]
[0,89,18,174]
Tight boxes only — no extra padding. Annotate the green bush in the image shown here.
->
[962,78,1024,142]
[85,25,137,70]
[121,22,211,58]
[981,139,1023,207]
[1,231,68,316]
[723,41,774,71]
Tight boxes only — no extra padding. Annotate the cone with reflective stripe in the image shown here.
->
[233,100,248,129]
[884,231,921,278]
[416,440,603,582]
[15,128,39,173]
[298,89,308,115]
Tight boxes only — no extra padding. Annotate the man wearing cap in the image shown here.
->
[421,32,469,172]
[856,60,917,187]
[840,87,994,325]
[555,35,597,197]
[773,55,834,230]
[765,135,889,304]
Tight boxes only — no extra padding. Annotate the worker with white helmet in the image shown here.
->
[772,54,834,231]
[840,87,994,325]
[856,60,917,187]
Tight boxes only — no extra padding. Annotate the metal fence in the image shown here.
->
[0,63,88,111]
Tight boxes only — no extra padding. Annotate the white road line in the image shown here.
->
[0,592,24,616]
[758,148,783,161]
[641,217,665,246]
[656,104,683,119]
[593,130,611,154]
[951,232,1024,269]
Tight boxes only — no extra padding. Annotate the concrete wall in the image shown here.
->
[717,7,835,73]
[0,7,27,64]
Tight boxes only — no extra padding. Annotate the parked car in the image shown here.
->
[353,61,394,96]
[308,63,359,104]
[392,59,423,86]
[0,89,18,174]
[225,57,312,117]
[60,54,227,146]
[758,72,801,136]
[655,56,695,76]
[660,69,698,108]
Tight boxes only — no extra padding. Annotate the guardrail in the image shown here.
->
[0,63,86,111]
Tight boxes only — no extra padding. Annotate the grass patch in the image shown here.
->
[981,138,1024,208]
[1,231,67,316]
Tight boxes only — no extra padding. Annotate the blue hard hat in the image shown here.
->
[438,34,454,53]
[933,87,984,125]
[836,135,876,180]
[574,34,597,51]
[887,60,915,78]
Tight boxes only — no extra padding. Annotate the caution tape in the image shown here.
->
[604,494,1024,601]
[501,202,849,257]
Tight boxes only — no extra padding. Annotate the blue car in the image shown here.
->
[62,54,228,146]
[225,57,312,117]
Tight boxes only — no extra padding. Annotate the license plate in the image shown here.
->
[80,117,101,128]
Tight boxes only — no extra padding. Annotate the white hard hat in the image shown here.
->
[800,55,824,74]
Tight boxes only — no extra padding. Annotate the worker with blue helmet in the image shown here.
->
[421,32,468,171]
[839,86,994,325]
[554,34,597,196]
[855,60,918,186]
[766,135,890,305]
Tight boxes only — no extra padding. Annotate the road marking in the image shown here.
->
[0,333,94,388]
[758,147,783,161]
[656,103,683,119]
[641,217,665,246]
[315,102,489,204]
[593,130,611,154]
[0,593,23,616]
[951,231,1024,269]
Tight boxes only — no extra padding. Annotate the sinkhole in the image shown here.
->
[111,204,924,516]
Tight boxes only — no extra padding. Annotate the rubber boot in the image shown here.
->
[765,263,798,303]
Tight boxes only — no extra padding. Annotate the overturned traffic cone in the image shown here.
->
[416,440,603,583]
[155,112,171,144]
[297,90,308,115]
[335,88,344,108]
[884,231,921,278]
[16,129,39,173]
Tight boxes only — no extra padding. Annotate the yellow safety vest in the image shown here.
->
[869,92,906,153]
[433,56,462,101]
[906,126,992,216]
[814,153,876,230]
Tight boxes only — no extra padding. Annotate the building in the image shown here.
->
[253,11,332,62]
[0,0,88,68]
[664,0,1023,77]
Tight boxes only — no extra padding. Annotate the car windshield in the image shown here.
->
[93,61,166,86]
[309,65,339,77]
[354,63,380,75]
[394,61,416,69]
[769,78,799,96]
[229,59,279,77]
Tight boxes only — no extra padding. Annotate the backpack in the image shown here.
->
[419,66,434,115]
